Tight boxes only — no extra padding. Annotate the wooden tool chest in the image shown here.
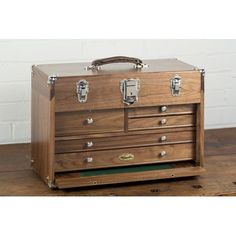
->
[31,56,205,189]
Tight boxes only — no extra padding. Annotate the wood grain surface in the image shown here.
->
[36,59,197,77]
[54,143,195,172]
[128,104,195,118]
[31,68,55,184]
[55,109,124,136]
[0,128,236,195]
[55,130,195,153]
[55,71,201,112]
[128,114,195,131]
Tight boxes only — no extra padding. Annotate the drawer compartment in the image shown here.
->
[55,162,205,189]
[55,130,195,153]
[128,114,194,131]
[55,143,195,172]
[55,109,124,136]
[128,104,195,118]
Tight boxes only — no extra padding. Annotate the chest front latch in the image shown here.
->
[76,80,89,103]
[120,78,140,105]
[171,75,182,96]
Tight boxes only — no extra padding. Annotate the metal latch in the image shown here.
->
[76,80,89,103]
[120,78,140,105]
[171,75,182,96]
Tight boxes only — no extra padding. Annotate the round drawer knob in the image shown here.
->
[161,106,167,112]
[86,118,94,124]
[160,118,167,125]
[86,141,94,148]
[85,157,93,163]
[160,135,167,142]
[160,151,167,157]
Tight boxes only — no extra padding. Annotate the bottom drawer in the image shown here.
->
[54,162,205,189]
[55,143,195,172]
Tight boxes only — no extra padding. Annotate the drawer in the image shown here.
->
[55,130,195,153]
[55,109,124,136]
[128,114,195,131]
[55,143,195,172]
[128,104,195,118]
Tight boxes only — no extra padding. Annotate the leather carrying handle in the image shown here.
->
[86,56,147,70]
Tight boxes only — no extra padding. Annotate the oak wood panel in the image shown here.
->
[55,130,195,153]
[36,59,197,77]
[55,143,195,172]
[128,104,195,118]
[55,109,124,136]
[55,165,204,189]
[128,114,194,131]
[31,69,55,184]
[55,71,201,112]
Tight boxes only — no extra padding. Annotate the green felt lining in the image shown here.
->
[79,163,172,177]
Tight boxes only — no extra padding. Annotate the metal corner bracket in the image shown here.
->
[47,179,57,189]
[200,69,205,79]
[47,74,58,85]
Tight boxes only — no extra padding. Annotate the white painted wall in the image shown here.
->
[0,39,236,144]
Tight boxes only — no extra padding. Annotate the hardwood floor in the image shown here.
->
[0,128,236,196]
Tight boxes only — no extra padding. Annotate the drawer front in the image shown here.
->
[128,104,195,118]
[55,72,201,112]
[128,114,195,131]
[55,143,195,172]
[55,130,195,153]
[55,109,124,136]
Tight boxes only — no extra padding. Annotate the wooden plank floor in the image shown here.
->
[0,128,236,196]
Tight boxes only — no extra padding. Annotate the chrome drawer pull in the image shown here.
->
[160,136,167,142]
[85,157,93,163]
[161,106,167,112]
[160,118,167,125]
[160,151,167,157]
[86,118,94,124]
[86,141,94,148]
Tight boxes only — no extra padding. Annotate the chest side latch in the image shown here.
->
[171,75,182,96]
[120,78,140,105]
[76,80,89,103]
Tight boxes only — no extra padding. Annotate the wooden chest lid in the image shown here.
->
[35,58,198,77]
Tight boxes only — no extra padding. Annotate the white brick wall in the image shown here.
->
[0,39,236,144]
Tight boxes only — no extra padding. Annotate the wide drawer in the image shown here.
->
[55,130,195,153]
[128,114,195,131]
[128,104,195,118]
[55,109,124,136]
[55,72,201,112]
[55,143,195,172]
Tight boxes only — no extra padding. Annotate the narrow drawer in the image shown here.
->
[55,143,195,172]
[128,104,195,118]
[128,114,195,131]
[55,130,195,153]
[55,109,124,136]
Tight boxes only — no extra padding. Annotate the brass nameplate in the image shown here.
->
[119,153,134,161]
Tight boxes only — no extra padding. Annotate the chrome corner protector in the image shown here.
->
[47,180,57,189]
[47,74,58,85]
